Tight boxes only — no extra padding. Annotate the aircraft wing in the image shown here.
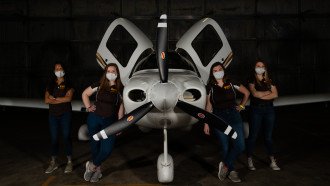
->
[176,17,233,84]
[241,93,330,107]
[0,98,85,112]
[272,93,330,107]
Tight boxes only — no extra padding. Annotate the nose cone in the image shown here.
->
[150,82,179,112]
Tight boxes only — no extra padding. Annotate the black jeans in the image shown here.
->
[49,112,72,157]
[213,107,245,171]
[246,105,275,157]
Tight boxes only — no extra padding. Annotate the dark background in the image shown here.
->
[1,0,330,99]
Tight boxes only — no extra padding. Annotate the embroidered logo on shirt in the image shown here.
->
[110,88,118,93]
[58,85,66,89]
[224,85,231,90]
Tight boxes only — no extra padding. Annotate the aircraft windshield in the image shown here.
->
[133,51,197,73]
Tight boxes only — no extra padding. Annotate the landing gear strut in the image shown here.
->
[157,128,174,183]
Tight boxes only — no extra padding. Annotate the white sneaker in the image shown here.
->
[84,161,95,181]
[270,159,281,170]
[64,161,73,173]
[247,157,256,171]
[90,169,102,183]
[217,162,228,181]
[45,161,58,174]
[228,171,242,183]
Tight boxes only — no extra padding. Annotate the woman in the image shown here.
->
[204,62,250,183]
[246,60,280,171]
[82,63,125,183]
[44,63,74,174]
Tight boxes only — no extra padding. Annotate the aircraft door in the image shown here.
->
[97,18,154,85]
[176,18,232,84]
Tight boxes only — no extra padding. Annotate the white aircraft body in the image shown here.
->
[1,14,330,183]
[90,14,239,182]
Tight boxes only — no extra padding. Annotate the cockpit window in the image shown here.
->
[133,51,196,73]
[192,25,223,67]
[106,25,137,67]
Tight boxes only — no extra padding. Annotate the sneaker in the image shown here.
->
[64,161,73,173]
[228,171,242,183]
[45,161,58,174]
[270,159,281,171]
[247,157,256,171]
[90,169,102,183]
[217,162,228,181]
[84,161,95,181]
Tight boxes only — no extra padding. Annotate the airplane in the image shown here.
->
[1,14,330,183]
[91,14,238,183]
[81,14,330,183]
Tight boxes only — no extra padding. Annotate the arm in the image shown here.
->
[204,94,212,135]
[249,83,272,98]
[117,103,125,120]
[260,85,278,100]
[205,94,212,113]
[82,86,97,112]
[54,88,74,103]
[115,102,125,136]
[45,91,62,104]
[236,84,250,111]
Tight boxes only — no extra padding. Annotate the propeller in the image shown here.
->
[93,102,154,141]
[92,14,237,141]
[176,100,237,139]
[156,14,168,83]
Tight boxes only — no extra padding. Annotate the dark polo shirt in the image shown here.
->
[91,82,122,117]
[207,79,241,110]
[46,80,73,116]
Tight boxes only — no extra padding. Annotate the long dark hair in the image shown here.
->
[254,60,271,86]
[99,63,123,93]
[46,62,68,94]
[207,62,228,86]
[49,62,68,83]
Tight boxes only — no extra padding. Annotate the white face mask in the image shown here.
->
[255,67,266,75]
[213,71,224,80]
[106,72,117,81]
[54,70,65,78]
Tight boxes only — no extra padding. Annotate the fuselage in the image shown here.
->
[123,69,206,129]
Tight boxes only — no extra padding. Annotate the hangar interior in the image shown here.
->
[0,0,330,99]
[0,0,330,185]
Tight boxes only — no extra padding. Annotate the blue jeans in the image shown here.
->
[246,105,275,157]
[49,112,72,157]
[87,112,116,167]
[212,108,245,171]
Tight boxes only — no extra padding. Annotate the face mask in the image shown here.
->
[255,67,265,75]
[54,71,65,78]
[106,72,117,81]
[213,71,224,80]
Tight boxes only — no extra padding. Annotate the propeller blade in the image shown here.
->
[156,14,168,83]
[92,102,154,141]
[176,100,237,139]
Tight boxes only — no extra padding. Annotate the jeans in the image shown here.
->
[246,105,275,157]
[87,112,116,167]
[49,112,72,157]
[212,107,245,171]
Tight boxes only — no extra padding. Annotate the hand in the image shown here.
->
[87,105,96,112]
[236,104,245,112]
[49,95,55,100]
[236,105,243,112]
[204,124,210,135]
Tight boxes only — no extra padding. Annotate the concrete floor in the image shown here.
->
[0,102,330,186]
